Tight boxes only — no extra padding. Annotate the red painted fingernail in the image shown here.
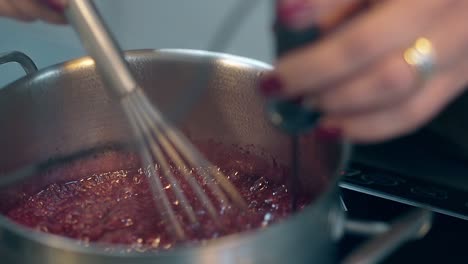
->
[259,73,284,97]
[41,0,65,12]
[276,0,308,25]
[315,126,342,141]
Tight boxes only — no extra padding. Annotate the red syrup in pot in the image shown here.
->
[5,143,323,251]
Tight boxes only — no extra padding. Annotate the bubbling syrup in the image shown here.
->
[5,143,318,251]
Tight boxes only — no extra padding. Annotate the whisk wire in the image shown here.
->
[131,99,197,223]
[122,93,186,240]
[130,91,214,225]
[165,128,248,210]
[136,90,227,221]
[137,90,247,210]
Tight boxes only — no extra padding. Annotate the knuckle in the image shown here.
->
[341,29,378,63]
[375,58,414,96]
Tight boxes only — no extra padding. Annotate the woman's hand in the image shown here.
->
[263,0,468,143]
[0,0,66,24]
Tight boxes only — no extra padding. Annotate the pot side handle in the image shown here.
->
[0,51,38,77]
[342,208,432,264]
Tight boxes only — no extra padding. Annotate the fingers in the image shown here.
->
[310,52,416,115]
[424,1,468,69]
[265,0,468,143]
[276,0,367,31]
[312,1,468,115]
[34,0,67,24]
[320,60,468,143]
[0,1,20,19]
[8,0,35,21]
[0,0,66,24]
[15,0,65,24]
[268,0,456,98]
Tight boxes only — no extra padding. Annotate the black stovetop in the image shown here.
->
[338,128,468,262]
[342,129,468,221]
[339,190,468,263]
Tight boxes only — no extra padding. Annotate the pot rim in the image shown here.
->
[0,48,352,257]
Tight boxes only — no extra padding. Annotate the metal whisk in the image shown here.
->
[64,0,247,240]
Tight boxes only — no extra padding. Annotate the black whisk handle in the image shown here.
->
[268,21,323,134]
[273,21,322,58]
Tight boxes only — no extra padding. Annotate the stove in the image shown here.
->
[338,125,468,262]
[339,190,468,263]
[342,130,468,221]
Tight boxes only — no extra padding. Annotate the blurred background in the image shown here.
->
[0,0,274,87]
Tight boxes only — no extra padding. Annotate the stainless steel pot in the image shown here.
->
[0,49,431,264]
